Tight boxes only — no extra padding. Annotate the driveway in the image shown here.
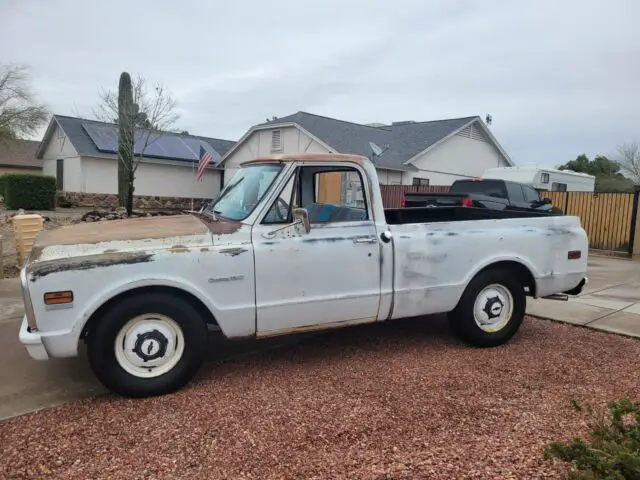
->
[526,254,640,338]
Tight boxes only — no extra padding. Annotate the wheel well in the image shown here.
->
[476,261,537,297]
[80,286,218,340]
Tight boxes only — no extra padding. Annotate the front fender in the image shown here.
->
[71,276,241,344]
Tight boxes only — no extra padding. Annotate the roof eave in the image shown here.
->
[35,116,60,159]
[219,121,336,165]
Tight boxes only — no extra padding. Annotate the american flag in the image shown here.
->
[196,145,214,181]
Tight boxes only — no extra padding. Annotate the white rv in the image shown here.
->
[482,165,595,192]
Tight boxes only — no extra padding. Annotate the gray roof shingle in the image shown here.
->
[0,139,42,168]
[38,115,236,163]
[254,111,480,170]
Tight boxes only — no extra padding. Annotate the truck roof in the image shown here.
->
[243,153,369,165]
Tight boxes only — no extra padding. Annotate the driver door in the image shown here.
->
[251,164,382,336]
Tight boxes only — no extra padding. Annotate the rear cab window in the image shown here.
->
[449,180,507,198]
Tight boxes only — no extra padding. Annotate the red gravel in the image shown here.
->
[1,316,639,480]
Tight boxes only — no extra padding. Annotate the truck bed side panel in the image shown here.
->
[389,216,588,319]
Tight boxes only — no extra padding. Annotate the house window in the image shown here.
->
[56,159,64,191]
[541,172,550,184]
[270,130,282,153]
[412,177,430,186]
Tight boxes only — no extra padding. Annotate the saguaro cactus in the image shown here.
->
[117,72,135,214]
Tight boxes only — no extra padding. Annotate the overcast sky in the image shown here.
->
[2,0,639,166]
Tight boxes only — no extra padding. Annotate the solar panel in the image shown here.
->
[82,123,118,153]
[82,122,223,164]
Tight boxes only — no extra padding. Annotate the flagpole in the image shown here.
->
[191,156,195,211]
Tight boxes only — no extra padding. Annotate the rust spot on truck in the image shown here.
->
[194,213,242,235]
[169,245,189,253]
[200,247,210,252]
[27,252,154,281]
[219,247,248,257]
[103,249,118,253]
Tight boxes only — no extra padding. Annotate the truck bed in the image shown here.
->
[384,206,559,225]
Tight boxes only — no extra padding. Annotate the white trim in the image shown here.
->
[403,117,514,167]
[219,122,335,166]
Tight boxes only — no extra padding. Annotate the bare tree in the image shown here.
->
[92,74,180,213]
[0,63,49,142]
[617,140,640,185]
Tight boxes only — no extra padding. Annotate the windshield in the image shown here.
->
[206,163,284,221]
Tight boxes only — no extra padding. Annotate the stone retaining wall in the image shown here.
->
[56,192,206,210]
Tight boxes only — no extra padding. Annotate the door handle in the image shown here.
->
[353,237,378,244]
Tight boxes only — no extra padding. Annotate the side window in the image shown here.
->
[540,172,550,184]
[552,182,567,192]
[412,177,429,186]
[505,182,525,203]
[303,167,369,223]
[523,185,540,202]
[262,171,298,224]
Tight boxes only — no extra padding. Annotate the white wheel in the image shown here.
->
[472,283,514,333]
[114,313,186,379]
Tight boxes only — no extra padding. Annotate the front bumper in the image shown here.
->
[18,316,49,360]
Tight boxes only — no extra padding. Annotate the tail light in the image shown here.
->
[401,193,406,208]
[461,197,473,207]
[568,250,581,260]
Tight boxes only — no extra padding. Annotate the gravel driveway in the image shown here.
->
[1,316,639,479]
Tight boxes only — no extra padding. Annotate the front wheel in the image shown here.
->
[87,292,208,398]
[448,268,526,347]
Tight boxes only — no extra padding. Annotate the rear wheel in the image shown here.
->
[87,292,208,398]
[448,268,526,347]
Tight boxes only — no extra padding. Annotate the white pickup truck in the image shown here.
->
[19,153,588,398]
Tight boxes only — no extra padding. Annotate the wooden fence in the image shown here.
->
[380,185,450,208]
[540,191,640,255]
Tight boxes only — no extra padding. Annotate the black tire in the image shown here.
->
[87,292,208,398]
[448,268,526,347]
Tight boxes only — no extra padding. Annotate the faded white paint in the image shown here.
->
[18,155,589,394]
[406,130,510,186]
[80,156,221,198]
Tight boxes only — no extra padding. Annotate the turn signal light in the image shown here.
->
[44,291,74,305]
[568,251,581,260]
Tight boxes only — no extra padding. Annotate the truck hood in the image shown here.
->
[29,214,213,264]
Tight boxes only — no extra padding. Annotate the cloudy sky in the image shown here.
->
[2,0,639,166]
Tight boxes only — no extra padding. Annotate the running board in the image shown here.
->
[542,293,569,301]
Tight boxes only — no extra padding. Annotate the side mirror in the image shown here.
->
[292,208,311,234]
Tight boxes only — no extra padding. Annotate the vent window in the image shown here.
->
[271,130,282,152]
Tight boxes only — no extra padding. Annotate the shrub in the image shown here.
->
[0,173,56,210]
[545,399,640,479]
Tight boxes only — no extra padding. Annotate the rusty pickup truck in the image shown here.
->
[18,153,588,398]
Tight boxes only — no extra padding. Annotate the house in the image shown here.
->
[0,139,42,174]
[220,111,513,187]
[36,115,236,205]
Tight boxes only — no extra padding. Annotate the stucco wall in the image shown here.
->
[222,126,329,185]
[80,156,222,199]
[407,130,510,186]
[377,169,403,185]
[40,123,83,191]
